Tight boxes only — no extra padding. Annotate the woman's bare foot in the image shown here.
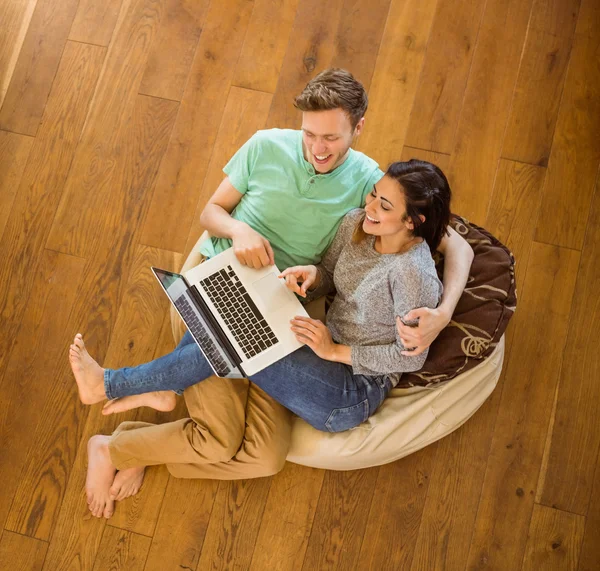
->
[69,334,106,405]
[109,466,146,501]
[86,435,116,519]
[102,391,177,416]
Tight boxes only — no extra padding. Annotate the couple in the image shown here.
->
[70,69,473,519]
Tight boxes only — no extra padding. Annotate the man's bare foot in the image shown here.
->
[69,334,106,405]
[102,391,177,416]
[86,435,116,519]
[109,466,146,501]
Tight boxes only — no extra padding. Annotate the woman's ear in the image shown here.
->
[405,214,425,230]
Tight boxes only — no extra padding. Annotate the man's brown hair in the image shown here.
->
[294,69,368,129]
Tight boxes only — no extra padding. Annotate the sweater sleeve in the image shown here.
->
[350,266,442,375]
[304,209,362,301]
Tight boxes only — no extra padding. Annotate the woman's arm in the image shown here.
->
[397,226,473,355]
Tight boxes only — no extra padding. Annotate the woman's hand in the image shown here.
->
[279,265,318,297]
[290,316,336,359]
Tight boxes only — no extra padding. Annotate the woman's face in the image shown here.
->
[363,175,414,237]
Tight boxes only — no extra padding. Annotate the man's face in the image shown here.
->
[301,109,364,174]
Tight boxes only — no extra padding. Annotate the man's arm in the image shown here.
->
[397,226,473,355]
[199,176,274,269]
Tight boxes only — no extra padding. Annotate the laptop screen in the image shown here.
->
[153,268,188,301]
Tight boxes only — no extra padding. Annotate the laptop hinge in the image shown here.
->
[187,283,245,370]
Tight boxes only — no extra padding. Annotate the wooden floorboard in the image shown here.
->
[139,0,254,252]
[138,0,209,102]
[1,0,599,568]
[0,0,79,136]
[404,0,486,155]
[0,0,38,109]
[233,0,300,94]
[355,0,438,168]
[0,130,33,239]
[68,0,124,46]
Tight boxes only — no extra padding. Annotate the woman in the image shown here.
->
[71,159,450,433]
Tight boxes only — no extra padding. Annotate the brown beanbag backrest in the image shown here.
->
[400,215,516,388]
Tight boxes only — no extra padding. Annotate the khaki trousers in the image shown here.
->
[109,375,293,479]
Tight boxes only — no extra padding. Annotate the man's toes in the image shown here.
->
[115,485,129,501]
[73,335,85,350]
[109,485,120,501]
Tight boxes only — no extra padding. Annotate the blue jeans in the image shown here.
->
[105,331,393,432]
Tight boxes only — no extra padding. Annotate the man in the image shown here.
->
[75,69,473,519]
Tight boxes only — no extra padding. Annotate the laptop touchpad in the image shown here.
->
[253,273,294,310]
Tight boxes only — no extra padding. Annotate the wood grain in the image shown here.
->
[521,504,585,571]
[5,95,177,546]
[143,477,218,571]
[301,468,379,570]
[330,0,392,92]
[0,531,47,571]
[265,0,344,129]
[0,0,38,111]
[404,0,486,154]
[46,0,165,258]
[357,445,438,570]
[445,0,535,225]
[234,0,300,94]
[0,130,33,239]
[576,0,600,37]
[249,463,325,571]
[501,29,572,166]
[485,160,546,351]
[410,382,505,571]
[92,526,151,571]
[355,0,438,169]
[102,246,181,537]
[68,0,124,46]
[0,41,104,397]
[139,0,209,101]
[466,242,580,570]
[183,86,273,254]
[139,0,255,252]
[0,251,85,532]
[534,31,600,250]
[400,147,450,172]
[0,0,79,136]
[528,0,581,38]
[578,456,600,571]
[195,479,273,570]
[537,173,600,515]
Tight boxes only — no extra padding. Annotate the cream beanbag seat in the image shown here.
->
[173,217,515,470]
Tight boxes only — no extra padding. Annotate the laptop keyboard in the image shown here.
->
[174,295,231,377]
[200,266,278,360]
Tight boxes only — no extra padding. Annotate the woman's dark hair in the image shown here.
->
[354,159,451,251]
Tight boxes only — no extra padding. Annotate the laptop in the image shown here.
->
[152,248,309,378]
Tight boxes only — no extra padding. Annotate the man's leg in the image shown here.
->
[105,379,292,482]
[108,376,249,468]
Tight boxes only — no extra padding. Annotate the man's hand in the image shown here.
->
[396,307,451,356]
[279,265,318,297]
[290,316,336,360]
[231,224,275,269]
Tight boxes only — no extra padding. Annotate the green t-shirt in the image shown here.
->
[199,129,383,270]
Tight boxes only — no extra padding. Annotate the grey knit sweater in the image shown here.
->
[307,208,443,383]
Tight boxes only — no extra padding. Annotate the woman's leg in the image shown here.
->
[249,347,392,432]
[70,331,214,404]
[104,331,214,399]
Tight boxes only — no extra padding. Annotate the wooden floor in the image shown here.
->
[0,0,599,569]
